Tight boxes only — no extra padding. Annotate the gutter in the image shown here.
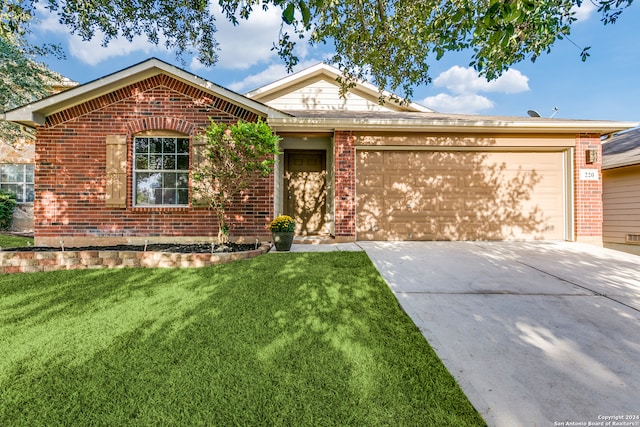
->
[267,117,640,135]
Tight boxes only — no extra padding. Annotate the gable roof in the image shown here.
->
[245,63,433,113]
[603,127,640,169]
[4,58,637,137]
[3,58,289,128]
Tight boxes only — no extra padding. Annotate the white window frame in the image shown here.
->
[133,136,190,207]
[0,163,35,203]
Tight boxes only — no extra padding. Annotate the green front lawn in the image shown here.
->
[0,233,33,248]
[0,252,485,426]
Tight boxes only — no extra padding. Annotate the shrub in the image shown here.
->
[192,118,281,244]
[0,190,17,230]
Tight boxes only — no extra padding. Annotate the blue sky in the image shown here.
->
[30,2,639,122]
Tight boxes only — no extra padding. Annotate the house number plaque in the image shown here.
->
[579,169,599,181]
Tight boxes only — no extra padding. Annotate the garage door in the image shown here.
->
[356,150,566,241]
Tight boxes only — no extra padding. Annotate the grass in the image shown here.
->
[0,233,33,248]
[0,252,486,426]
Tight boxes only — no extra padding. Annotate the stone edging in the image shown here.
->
[0,243,273,274]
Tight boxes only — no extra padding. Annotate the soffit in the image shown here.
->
[267,110,638,136]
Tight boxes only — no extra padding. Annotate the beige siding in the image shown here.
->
[260,77,404,112]
[603,165,640,244]
[357,150,566,241]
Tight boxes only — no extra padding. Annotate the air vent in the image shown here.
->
[625,234,640,244]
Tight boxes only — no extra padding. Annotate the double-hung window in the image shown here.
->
[0,164,34,203]
[134,137,189,206]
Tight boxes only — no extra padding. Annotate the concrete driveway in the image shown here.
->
[360,241,640,427]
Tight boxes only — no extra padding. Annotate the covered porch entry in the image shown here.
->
[275,136,334,236]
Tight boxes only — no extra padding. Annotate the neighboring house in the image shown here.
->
[3,58,637,247]
[1,77,77,233]
[602,127,640,255]
[0,139,35,231]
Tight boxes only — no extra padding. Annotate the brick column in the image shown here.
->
[334,131,356,240]
[574,133,603,245]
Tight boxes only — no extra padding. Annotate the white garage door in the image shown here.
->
[356,150,566,241]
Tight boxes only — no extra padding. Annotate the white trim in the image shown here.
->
[267,116,639,135]
[565,148,576,241]
[132,135,190,207]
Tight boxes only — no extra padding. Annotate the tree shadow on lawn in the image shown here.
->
[0,253,485,426]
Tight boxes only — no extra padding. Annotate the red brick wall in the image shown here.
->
[34,75,274,246]
[334,131,356,238]
[574,133,603,244]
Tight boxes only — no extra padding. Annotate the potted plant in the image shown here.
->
[270,215,296,251]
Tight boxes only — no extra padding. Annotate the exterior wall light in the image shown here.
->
[585,149,598,164]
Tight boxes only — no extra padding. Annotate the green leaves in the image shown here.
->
[272,0,632,100]
[1,7,65,145]
[282,3,295,24]
[192,118,281,243]
[1,0,634,106]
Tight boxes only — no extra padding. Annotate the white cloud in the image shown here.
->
[227,59,321,93]
[433,66,530,95]
[68,34,163,66]
[421,65,530,114]
[421,93,494,114]
[206,6,283,70]
[227,63,288,92]
[572,1,597,22]
[36,3,283,69]
[34,6,164,65]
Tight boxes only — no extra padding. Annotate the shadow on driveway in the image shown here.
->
[361,241,640,427]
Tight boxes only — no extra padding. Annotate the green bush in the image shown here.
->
[0,190,17,230]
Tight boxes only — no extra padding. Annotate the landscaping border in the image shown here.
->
[0,243,272,274]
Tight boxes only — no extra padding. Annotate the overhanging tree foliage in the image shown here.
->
[192,119,281,244]
[1,0,633,103]
[1,2,64,145]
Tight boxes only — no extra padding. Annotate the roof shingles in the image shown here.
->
[603,127,640,169]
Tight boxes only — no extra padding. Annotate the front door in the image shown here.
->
[284,150,327,235]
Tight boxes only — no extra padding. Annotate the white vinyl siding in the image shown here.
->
[262,77,404,112]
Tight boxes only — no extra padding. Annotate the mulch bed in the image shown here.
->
[2,243,259,253]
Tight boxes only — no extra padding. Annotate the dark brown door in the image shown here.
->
[284,150,327,236]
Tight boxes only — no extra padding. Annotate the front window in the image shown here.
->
[134,137,189,206]
[0,164,34,203]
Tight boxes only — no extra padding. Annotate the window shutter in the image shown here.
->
[105,135,127,208]
[191,135,208,207]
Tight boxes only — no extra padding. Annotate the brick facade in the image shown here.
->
[33,75,273,246]
[574,133,604,245]
[9,64,613,246]
[333,131,356,238]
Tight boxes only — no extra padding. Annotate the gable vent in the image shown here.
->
[625,234,640,244]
